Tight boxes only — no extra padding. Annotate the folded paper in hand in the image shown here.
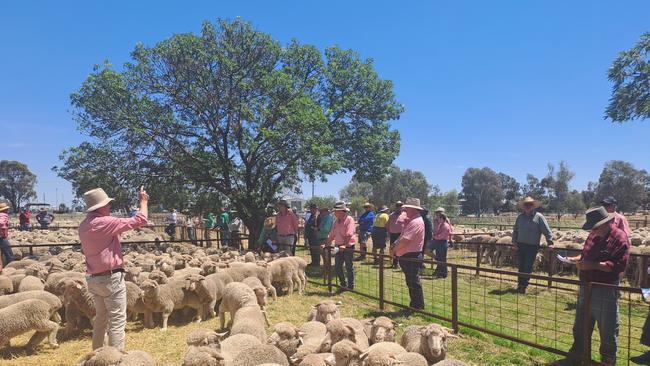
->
[556,254,574,264]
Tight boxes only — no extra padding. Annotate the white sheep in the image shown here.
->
[268,321,302,357]
[319,318,369,353]
[182,345,226,366]
[230,305,268,342]
[224,262,277,300]
[242,276,268,308]
[230,344,289,366]
[308,300,341,324]
[0,275,14,294]
[18,274,45,292]
[0,298,59,351]
[184,274,217,320]
[400,324,457,364]
[186,328,220,347]
[125,281,149,327]
[291,321,328,364]
[75,346,157,366]
[362,317,397,344]
[140,277,202,331]
[219,282,259,329]
[432,360,469,366]
[395,352,429,366]
[0,290,63,322]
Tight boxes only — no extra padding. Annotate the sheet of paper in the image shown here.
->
[556,254,574,264]
[642,288,650,302]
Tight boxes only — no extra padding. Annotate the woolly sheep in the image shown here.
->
[75,346,156,366]
[18,275,45,292]
[5,258,37,270]
[400,323,457,364]
[125,281,150,327]
[10,273,26,291]
[224,262,276,300]
[268,321,302,357]
[0,290,63,318]
[186,328,220,347]
[230,344,289,366]
[205,271,234,308]
[219,282,259,329]
[185,274,218,320]
[308,300,341,324]
[219,333,262,363]
[432,360,469,366]
[44,271,86,294]
[327,339,364,366]
[25,262,50,281]
[0,298,59,350]
[298,354,330,366]
[395,352,428,366]
[281,256,307,293]
[148,269,169,284]
[140,278,203,330]
[268,259,298,296]
[242,276,268,308]
[319,318,369,353]
[60,278,96,334]
[182,346,226,366]
[120,349,157,365]
[358,342,406,364]
[0,275,14,294]
[291,321,328,364]
[230,305,268,342]
[362,317,397,344]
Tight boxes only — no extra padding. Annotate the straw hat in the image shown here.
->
[518,196,540,209]
[378,205,389,213]
[0,202,9,212]
[402,198,424,211]
[582,206,615,230]
[363,202,373,208]
[394,200,403,207]
[332,202,350,212]
[83,188,115,212]
[434,207,446,213]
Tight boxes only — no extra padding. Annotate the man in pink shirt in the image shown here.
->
[391,198,425,310]
[601,197,631,237]
[275,199,300,255]
[388,200,406,269]
[79,187,148,351]
[0,202,14,266]
[325,201,357,291]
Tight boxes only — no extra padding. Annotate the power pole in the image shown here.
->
[311,180,315,198]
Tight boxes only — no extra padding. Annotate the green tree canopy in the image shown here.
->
[305,195,337,211]
[0,160,37,213]
[606,32,650,122]
[498,172,521,212]
[594,160,649,212]
[62,18,403,237]
[542,161,575,216]
[460,167,503,217]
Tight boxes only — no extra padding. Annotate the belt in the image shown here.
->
[91,268,124,277]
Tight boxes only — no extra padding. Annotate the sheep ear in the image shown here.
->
[335,300,343,306]
[359,349,370,360]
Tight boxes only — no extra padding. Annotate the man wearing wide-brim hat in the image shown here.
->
[566,206,630,365]
[324,202,357,291]
[79,187,149,351]
[36,206,55,229]
[511,196,553,294]
[0,202,14,266]
[391,198,426,310]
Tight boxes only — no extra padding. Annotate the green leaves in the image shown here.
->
[0,160,37,212]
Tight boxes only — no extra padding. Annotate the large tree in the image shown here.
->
[606,32,650,122]
[340,166,432,208]
[460,167,503,217]
[0,160,37,212]
[522,174,547,203]
[542,161,575,217]
[594,160,649,212]
[63,19,403,237]
[498,172,521,212]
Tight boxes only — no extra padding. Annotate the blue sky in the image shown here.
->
[1,1,649,206]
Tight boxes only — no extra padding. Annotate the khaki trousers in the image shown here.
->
[86,271,127,350]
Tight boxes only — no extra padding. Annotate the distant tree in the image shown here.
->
[63,18,403,239]
[522,174,547,203]
[58,203,69,213]
[542,161,575,217]
[460,167,503,217]
[605,32,650,123]
[339,180,373,202]
[566,190,587,216]
[581,182,598,208]
[0,160,37,213]
[305,195,337,210]
[498,172,521,212]
[594,160,649,212]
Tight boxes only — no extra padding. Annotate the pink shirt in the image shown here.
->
[388,210,406,234]
[328,215,357,247]
[0,212,9,238]
[613,212,630,237]
[433,219,453,241]
[79,212,148,274]
[395,215,424,256]
[276,210,299,236]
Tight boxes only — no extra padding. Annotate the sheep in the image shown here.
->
[0,290,63,322]
[148,269,169,284]
[18,275,45,292]
[219,333,262,363]
[219,282,259,329]
[230,305,268,342]
[75,346,157,366]
[230,344,289,366]
[186,328,220,347]
[298,354,330,366]
[0,275,14,294]
[268,321,302,357]
[319,318,369,353]
[205,271,234,311]
[185,274,218,320]
[327,339,364,366]
[268,259,298,296]
[5,258,37,270]
[242,276,268,308]
[1,267,17,276]
[125,281,149,326]
[400,323,457,364]
[432,360,469,366]
[291,321,328,363]
[281,256,307,294]
[182,346,226,366]
[120,349,157,365]
[10,273,27,291]
[59,278,96,334]
[244,252,256,263]
[395,352,428,366]
[44,271,86,294]
[308,300,341,324]
[224,262,277,300]
[25,262,50,281]
[362,317,397,344]
[0,298,59,350]
[140,278,203,331]
[357,342,406,365]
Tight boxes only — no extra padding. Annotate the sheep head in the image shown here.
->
[329,340,364,366]
[140,279,159,295]
[369,316,397,343]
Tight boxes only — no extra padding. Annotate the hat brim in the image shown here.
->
[379,208,388,212]
[582,213,615,230]
[518,200,541,209]
[85,197,115,213]
[332,207,350,212]
[402,204,424,211]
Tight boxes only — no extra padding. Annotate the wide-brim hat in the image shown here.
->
[83,188,115,213]
[378,205,389,212]
[363,202,373,208]
[600,196,617,206]
[434,207,446,213]
[0,202,9,212]
[39,207,48,212]
[402,197,424,211]
[394,200,403,207]
[332,201,350,212]
[518,196,541,209]
[582,206,615,230]
[277,200,291,208]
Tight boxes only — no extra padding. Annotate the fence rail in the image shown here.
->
[306,247,646,366]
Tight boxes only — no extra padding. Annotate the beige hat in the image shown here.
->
[434,207,446,213]
[363,202,373,208]
[0,202,9,212]
[83,188,115,213]
[332,201,350,212]
[518,196,541,209]
[402,197,424,211]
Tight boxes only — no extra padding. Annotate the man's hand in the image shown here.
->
[576,261,595,271]
[139,186,149,202]
[339,245,346,252]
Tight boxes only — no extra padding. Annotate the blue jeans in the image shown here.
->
[516,243,539,289]
[570,285,620,361]
[398,252,424,309]
[334,246,355,288]
[20,224,31,231]
[0,237,14,265]
[431,240,449,277]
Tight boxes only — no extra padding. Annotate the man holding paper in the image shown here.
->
[567,206,630,365]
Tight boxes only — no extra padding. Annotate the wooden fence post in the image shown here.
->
[451,265,459,333]
[475,243,481,276]
[379,253,385,310]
